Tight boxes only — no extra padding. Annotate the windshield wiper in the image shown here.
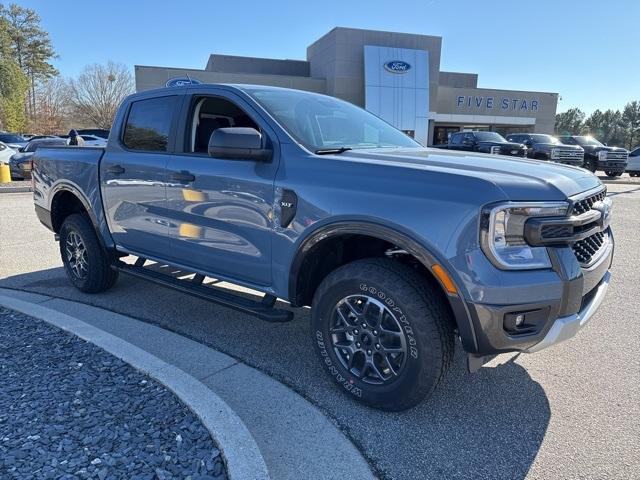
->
[314,147,353,155]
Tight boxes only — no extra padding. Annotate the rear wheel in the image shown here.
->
[311,258,454,411]
[605,170,620,178]
[59,214,119,293]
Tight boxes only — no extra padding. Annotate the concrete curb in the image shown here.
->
[0,186,32,193]
[0,293,270,480]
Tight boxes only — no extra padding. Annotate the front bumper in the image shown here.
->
[525,271,610,353]
[465,230,613,355]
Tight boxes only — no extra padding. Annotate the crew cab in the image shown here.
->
[436,131,527,157]
[558,135,628,177]
[506,133,584,167]
[32,85,613,411]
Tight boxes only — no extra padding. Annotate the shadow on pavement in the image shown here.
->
[1,267,550,480]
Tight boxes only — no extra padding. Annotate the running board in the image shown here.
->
[116,261,293,323]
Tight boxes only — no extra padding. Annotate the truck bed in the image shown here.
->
[32,146,108,240]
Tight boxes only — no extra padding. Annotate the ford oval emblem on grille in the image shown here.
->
[384,60,412,74]
[166,77,203,87]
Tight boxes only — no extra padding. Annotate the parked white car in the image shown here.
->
[626,147,640,177]
[80,134,107,147]
[0,141,16,164]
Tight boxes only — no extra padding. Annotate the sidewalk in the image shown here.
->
[0,289,375,480]
[0,306,227,480]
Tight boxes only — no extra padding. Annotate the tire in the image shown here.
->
[59,213,119,293]
[605,170,618,178]
[311,258,454,411]
[585,158,597,173]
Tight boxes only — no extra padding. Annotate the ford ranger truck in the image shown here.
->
[506,133,584,167]
[435,130,527,157]
[32,85,613,411]
[558,135,628,177]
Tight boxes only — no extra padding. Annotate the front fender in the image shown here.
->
[287,219,479,352]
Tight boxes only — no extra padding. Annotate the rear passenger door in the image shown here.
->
[101,93,183,258]
[162,88,279,287]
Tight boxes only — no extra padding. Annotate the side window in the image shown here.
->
[450,133,462,145]
[464,133,475,143]
[188,96,260,154]
[123,96,177,152]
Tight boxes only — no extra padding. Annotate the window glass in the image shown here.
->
[450,133,463,145]
[474,132,506,142]
[123,96,177,151]
[0,133,25,143]
[245,88,419,151]
[529,134,559,144]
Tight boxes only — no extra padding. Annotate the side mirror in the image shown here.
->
[208,127,272,161]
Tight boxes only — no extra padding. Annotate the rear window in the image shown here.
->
[123,96,177,151]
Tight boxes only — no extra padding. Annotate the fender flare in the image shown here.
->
[288,221,478,352]
[49,181,113,250]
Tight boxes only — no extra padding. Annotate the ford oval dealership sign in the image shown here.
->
[384,60,411,74]
[165,77,202,87]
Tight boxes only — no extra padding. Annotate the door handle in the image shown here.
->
[170,171,196,183]
[107,165,125,174]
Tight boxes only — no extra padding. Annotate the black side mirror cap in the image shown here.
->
[208,127,272,161]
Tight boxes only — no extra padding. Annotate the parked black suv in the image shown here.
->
[437,131,527,157]
[506,133,584,167]
[557,135,628,177]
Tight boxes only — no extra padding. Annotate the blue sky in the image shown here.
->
[18,0,640,114]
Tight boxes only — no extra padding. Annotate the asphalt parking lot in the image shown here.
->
[1,184,639,480]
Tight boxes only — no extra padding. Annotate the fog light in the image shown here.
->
[504,308,549,335]
[514,313,525,327]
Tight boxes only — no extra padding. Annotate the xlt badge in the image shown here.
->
[280,190,298,228]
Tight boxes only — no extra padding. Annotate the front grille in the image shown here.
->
[552,149,584,160]
[604,151,628,161]
[571,188,607,215]
[541,224,573,239]
[572,230,607,265]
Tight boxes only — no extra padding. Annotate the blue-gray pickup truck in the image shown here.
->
[32,84,613,411]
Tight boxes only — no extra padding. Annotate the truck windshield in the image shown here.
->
[244,88,421,152]
[474,132,507,143]
[573,136,604,147]
[530,134,560,144]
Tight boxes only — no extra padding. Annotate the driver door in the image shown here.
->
[162,88,279,287]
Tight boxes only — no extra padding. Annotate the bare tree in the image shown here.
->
[31,76,73,134]
[69,61,134,128]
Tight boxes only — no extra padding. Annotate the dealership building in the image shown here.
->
[135,27,558,146]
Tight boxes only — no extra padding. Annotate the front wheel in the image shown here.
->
[585,158,597,173]
[311,258,454,411]
[59,213,119,293]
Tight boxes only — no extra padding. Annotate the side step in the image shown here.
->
[116,260,293,323]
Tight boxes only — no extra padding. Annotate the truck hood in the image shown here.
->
[341,147,601,201]
[536,143,583,151]
[582,145,628,154]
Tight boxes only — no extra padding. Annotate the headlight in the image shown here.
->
[597,151,608,160]
[480,202,569,270]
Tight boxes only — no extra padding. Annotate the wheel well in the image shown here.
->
[51,190,88,233]
[292,234,455,325]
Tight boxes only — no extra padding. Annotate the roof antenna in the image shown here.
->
[185,72,193,85]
